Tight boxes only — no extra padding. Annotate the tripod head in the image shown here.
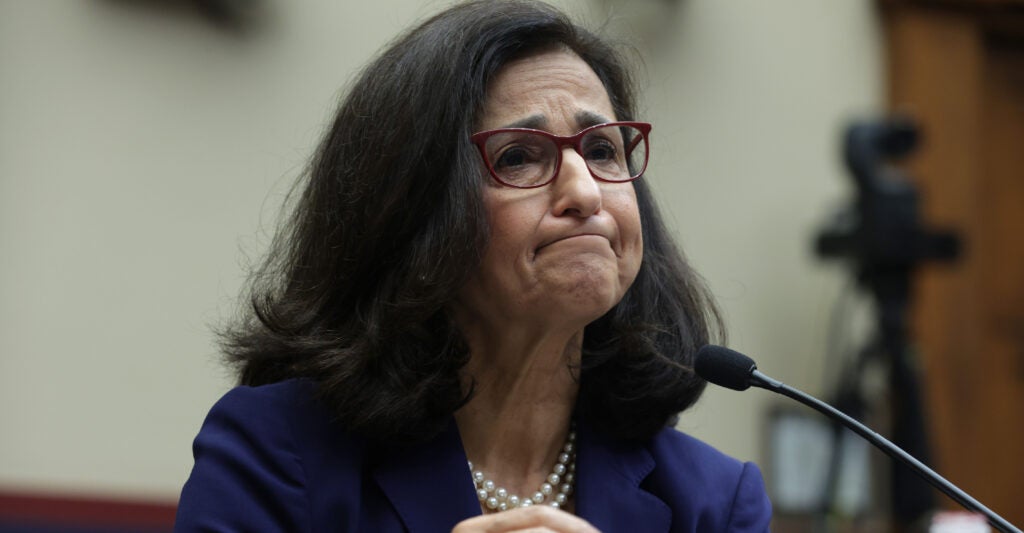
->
[816,117,959,304]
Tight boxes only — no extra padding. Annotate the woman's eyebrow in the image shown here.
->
[575,110,612,129]
[500,114,547,129]
[497,110,611,131]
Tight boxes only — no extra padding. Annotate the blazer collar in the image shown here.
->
[372,418,671,532]
[372,419,480,532]
[575,420,672,532]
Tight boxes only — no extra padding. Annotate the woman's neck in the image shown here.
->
[454,326,581,500]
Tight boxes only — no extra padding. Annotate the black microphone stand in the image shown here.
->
[815,118,959,527]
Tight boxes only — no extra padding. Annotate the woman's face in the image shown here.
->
[458,49,644,334]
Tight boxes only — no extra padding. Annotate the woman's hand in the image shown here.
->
[452,506,600,533]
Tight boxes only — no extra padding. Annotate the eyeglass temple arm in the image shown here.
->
[626,134,643,156]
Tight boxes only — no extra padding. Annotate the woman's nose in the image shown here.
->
[551,148,602,217]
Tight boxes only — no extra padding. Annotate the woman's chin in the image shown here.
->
[532,272,623,324]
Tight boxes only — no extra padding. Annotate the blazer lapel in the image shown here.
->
[372,419,481,532]
[575,421,672,532]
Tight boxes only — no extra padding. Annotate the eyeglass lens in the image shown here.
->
[482,124,647,188]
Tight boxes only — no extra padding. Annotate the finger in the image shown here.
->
[451,506,600,533]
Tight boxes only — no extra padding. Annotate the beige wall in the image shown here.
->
[0,1,881,500]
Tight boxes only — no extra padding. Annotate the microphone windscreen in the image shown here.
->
[695,345,758,391]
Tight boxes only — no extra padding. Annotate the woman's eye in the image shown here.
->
[584,140,617,162]
[494,146,534,169]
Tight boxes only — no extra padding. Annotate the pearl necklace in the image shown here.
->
[467,426,577,512]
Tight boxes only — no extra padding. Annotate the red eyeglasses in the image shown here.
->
[470,121,651,189]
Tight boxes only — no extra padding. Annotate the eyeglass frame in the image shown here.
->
[469,121,652,189]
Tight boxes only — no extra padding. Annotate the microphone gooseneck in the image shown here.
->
[694,345,1021,533]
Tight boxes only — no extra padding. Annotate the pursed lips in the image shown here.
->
[535,232,614,253]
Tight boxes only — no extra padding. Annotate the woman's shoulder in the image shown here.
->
[177,379,376,531]
[645,426,772,530]
[647,425,764,489]
[207,378,321,418]
[649,426,748,473]
[200,378,366,455]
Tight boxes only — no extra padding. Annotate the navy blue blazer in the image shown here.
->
[175,380,771,532]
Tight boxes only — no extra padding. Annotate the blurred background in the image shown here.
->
[1,0,1021,531]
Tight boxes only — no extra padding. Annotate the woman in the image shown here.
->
[175,1,772,531]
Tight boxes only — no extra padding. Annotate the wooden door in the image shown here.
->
[883,0,1024,525]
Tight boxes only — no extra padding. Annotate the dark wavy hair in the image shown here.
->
[223,0,722,442]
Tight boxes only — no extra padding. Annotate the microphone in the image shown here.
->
[695,345,1021,533]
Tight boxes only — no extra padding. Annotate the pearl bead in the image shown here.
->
[532,492,544,503]
[508,495,520,507]
[483,479,495,492]
[560,483,571,494]
[496,488,508,500]
[477,489,488,501]
[498,502,508,511]
[558,453,570,464]
[521,498,533,507]
[540,483,553,496]
[467,461,473,470]
[550,501,560,509]
[555,493,567,504]
[553,464,566,475]
[548,473,560,485]
[486,497,499,510]
[564,442,575,453]
[564,473,574,484]
[473,471,485,483]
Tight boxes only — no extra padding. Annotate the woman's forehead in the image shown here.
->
[489,109,615,131]
[477,49,616,133]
